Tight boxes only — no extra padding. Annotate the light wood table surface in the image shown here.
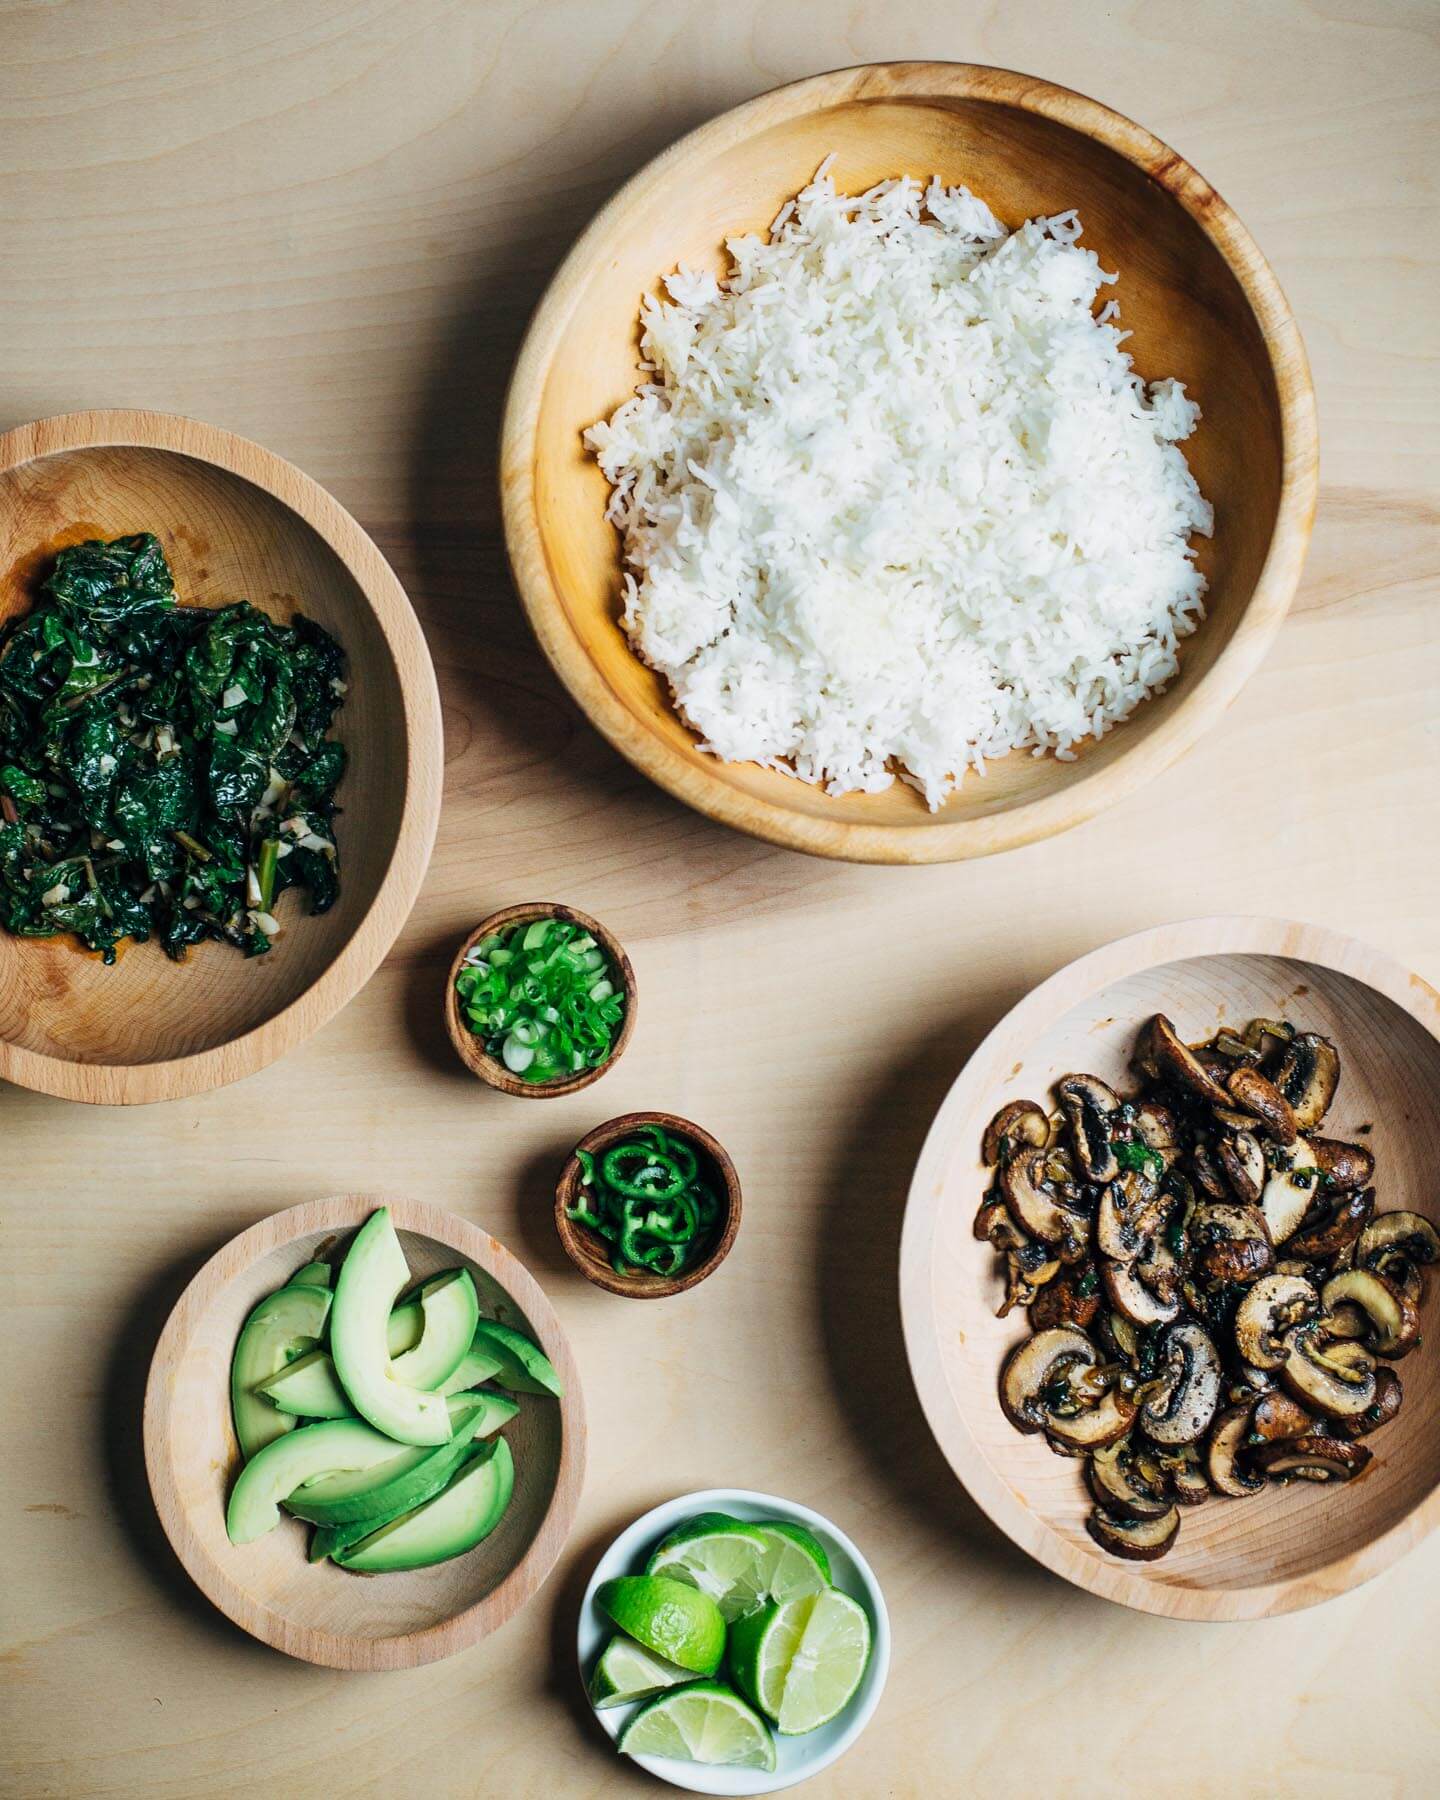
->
[3,2,1437,1795]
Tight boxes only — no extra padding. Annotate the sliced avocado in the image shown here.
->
[434,1342,503,1396]
[258,1348,352,1419]
[470,1318,563,1397]
[226,1416,407,1544]
[388,1269,479,1390]
[337,1437,515,1572]
[388,1301,423,1356]
[286,1391,516,1526]
[230,1282,333,1458]
[330,1209,451,1445]
[291,1260,332,1288]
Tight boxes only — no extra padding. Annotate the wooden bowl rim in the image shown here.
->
[443,901,638,1097]
[0,408,443,1104]
[142,1192,586,1669]
[555,1110,742,1298]
[501,61,1319,866]
[899,915,1440,1619]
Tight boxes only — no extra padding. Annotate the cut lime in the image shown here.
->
[595,1575,725,1675]
[749,1588,871,1735]
[647,1512,829,1621]
[589,1635,693,1710]
[619,1681,776,1772]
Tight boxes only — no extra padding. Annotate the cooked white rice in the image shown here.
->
[585,161,1213,808]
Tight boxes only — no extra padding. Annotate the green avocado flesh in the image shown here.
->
[257,1347,353,1419]
[330,1210,452,1445]
[435,1343,503,1396]
[338,1437,515,1572]
[230,1282,333,1458]
[285,1392,516,1527]
[470,1318,563,1398]
[387,1270,479,1390]
[291,1260,332,1288]
[226,1416,410,1544]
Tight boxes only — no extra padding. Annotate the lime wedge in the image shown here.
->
[647,1512,829,1620]
[749,1588,871,1735]
[619,1681,776,1772]
[594,1575,726,1675]
[589,1635,693,1710]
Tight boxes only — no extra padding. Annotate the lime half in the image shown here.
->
[647,1512,829,1621]
[746,1589,872,1735]
[594,1575,726,1675]
[619,1681,777,1772]
[590,1635,693,1710]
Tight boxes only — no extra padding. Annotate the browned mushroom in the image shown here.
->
[1191,1139,1230,1200]
[1103,1250,1181,1328]
[1224,1066,1298,1143]
[1028,1261,1102,1332]
[1157,1442,1210,1505]
[975,1198,1061,1318]
[1086,1438,1172,1520]
[1056,1074,1122,1183]
[982,1099,1050,1167]
[1216,1130,1265,1205]
[1273,1032,1340,1131]
[1087,1502,1181,1560]
[1189,1203,1275,1288]
[1148,1015,1233,1107]
[1259,1137,1320,1245]
[1309,1138,1376,1191]
[1279,1320,1378,1419]
[1330,1366,1402,1438]
[1321,1268,1421,1359]
[999,1326,1095,1432]
[1206,1403,1264,1497]
[1133,1101,1181,1160]
[1140,1322,1222,1444]
[1046,1388,1137,1451]
[1249,1390,1315,1443]
[1096,1170,1166,1263]
[1248,1436,1373,1483]
[1285,1185,1375,1263]
[1001,1148,1090,1261]
[1233,1274,1319,1370]
[1357,1210,1440,1289]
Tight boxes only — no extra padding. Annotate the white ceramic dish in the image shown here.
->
[576,1488,890,1794]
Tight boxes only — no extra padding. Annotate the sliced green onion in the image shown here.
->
[454,914,626,1085]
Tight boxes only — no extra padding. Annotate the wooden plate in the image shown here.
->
[900,918,1440,1618]
[502,63,1317,864]
[143,1194,585,1669]
[0,410,443,1103]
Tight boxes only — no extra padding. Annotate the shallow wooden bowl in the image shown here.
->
[555,1111,741,1298]
[0,410,442,1103]
[503,63,1317,865]
[444,901,637,1097]
[143,1194,585,1669]
[901,918,1440,1619]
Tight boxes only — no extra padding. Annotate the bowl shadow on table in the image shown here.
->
[814,993,1063,1602]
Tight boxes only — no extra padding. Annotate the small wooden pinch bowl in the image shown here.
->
[0,410,442,1104]
[445,901,637,1098]
[143,1194,585,1670]
[900,917,1440,1619]
[502,62,1317,865]
[555,1111,741,1298]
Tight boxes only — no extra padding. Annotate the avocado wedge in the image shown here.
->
[387,1269,479,1390]
[257,1347,353,1419]
[226,1415,411,1544]
[469,1318,563,1398]
[336,1437,515,1572]
[230,1281,333,1458]
[330,1210,452,1445]
[291,1260,332,1288]
[434,1342,503,1396]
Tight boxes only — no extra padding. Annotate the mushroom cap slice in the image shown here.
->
[1286,1185,1375,1263]
[1164,1445,1211,1506]
[1148,1015,1233,1107]
[1001,1147,1090,1260]
[1279,1320,1378,1418]
[1056,1074,1122,1183]
[1190,1202,1276,1288]
[1096,1170,1166,1263]
[1309,1138,1376,1192]
[1321,1268,1421,1358]
[1134,1101,1180,1154]
[1207,1403,1265,1497]
[1045,1387,1137,1450]
[1331,1366,1403,1438]
[999,1326,1095,1432]
[982,1099,1050,1167]
[1217,1130,1265,1205]
[1087,1438,1172,1520]
[1260,1136,1320,1245]
[1028,1262,1102,1332]
[1273,1032,1340,1132]
[1140,1321,1223,1444]
[1249,1435,1373,1483]
[1357,1210,1440,1271]
[1086,1502,1181,1561]
[1233,1273,1320,1371]
[1103,1249,1181,1328]
[1225,1067,1299,1144]
[1250,1390,1315,1443]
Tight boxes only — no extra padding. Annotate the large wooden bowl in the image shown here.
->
[143,1194,585,1670]
[901,918,1440,1618]
[0,410,442,1103]
[502,63,1317,864]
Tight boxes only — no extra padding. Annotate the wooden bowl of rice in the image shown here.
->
[502,63,1317,865]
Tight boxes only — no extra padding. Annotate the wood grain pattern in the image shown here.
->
[2,3,1438,1796]
[143,1194,585,1669]
[554,1110,742,1298]
[502,63,1318,864]
[0,411,443,1104]
[901,917,1440,1618]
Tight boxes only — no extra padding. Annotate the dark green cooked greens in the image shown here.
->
[0,533,348,962]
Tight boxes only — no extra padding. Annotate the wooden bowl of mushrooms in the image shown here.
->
[901,917,1440,1619]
